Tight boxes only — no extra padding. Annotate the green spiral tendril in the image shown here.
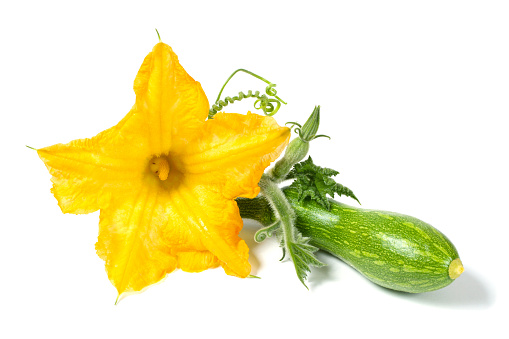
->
[208,89,282,119]
[285,121,331,141]
[254,220,281,243]
[285,121,302,134]
[208,69,286,119]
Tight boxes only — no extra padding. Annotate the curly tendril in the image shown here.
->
[208,69,286,119]
[285,121,331,142]
[286,121,303,135]
[254,220,281,243]
[209,89,281,119]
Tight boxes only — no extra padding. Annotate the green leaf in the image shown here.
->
[288,156,360,210]
[258,173,326,289]
[286,234,326,289]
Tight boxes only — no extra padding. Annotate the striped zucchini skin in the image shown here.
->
[284,188,461,293]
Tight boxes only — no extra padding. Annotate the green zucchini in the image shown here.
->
[285,187,463,292]
[237,187,463,293]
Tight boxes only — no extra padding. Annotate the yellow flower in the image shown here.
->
[37,42,290,300]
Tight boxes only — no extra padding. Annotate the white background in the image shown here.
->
[1,1,507,338]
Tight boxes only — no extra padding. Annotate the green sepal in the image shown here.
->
[287,156,360,210]
[299,106,321,142]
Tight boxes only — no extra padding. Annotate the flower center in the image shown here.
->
[149,156,170,181]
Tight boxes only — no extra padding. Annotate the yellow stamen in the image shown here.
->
[150,156,170,181]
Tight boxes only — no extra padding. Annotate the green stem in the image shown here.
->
[236,196,274,225]
[258,174,296,253]
[267,106,322,182]
[268,138,309,182]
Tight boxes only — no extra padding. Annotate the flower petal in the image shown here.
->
[95,183,177,298]
[38,42,209,215]
[176,112,290,199]
[177,251,220,273]
[37,110,152,214]
[133,42,209,154]
[166,179,252,278]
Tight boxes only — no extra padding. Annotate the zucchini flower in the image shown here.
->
[36,42,290,301]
